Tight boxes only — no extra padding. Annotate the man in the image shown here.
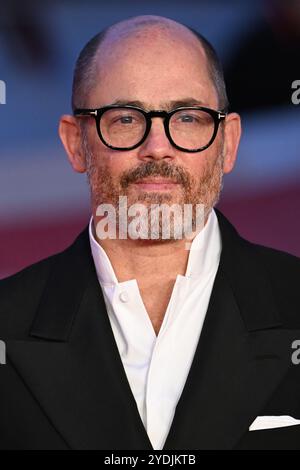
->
[0,15,300,451]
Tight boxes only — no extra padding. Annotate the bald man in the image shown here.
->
[0,16,300,451]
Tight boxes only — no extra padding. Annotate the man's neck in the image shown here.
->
[96,236,191,282]
[91,212,209,283]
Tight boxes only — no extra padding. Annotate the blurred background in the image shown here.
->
[0,0,299,279]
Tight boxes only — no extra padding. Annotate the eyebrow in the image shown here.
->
[110,98,207,111]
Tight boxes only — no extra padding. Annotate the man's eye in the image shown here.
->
[178,114,197,123]
[119,116,134,124]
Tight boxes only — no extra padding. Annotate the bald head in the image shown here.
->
[97,15,193,44]
[71,15,228,112]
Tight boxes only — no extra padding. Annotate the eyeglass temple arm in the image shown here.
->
[218,111,227,120]
[74,109,98,117]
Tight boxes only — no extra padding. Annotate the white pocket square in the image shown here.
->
[249,415,300,431]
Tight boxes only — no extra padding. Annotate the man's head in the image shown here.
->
[70,17,229,114]
[59,15,241,240]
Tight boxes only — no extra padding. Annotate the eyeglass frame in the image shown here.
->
[73,104,227,153]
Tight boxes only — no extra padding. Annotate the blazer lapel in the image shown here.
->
[163,209,299,449]
[6,229,153,450]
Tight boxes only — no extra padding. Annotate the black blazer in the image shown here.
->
[0,209,300,450]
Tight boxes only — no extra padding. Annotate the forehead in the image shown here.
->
[89,26,217,108]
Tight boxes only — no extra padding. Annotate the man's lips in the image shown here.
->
[133,178,180,190]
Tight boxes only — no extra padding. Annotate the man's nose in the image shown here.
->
[137,118,176,161]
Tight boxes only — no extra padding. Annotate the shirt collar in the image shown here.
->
[89,208,222,285]
[185,208,222,278]
[89,217,119,286]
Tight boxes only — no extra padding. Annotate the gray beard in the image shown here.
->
[82,131,224,242]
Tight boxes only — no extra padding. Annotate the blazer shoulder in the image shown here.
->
[249,240,300,278]
[244,240,300,326]
[0,244,72,339]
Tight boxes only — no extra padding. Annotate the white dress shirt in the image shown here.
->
[89,209,222,450]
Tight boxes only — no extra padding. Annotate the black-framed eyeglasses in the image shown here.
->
[73,105,227,153]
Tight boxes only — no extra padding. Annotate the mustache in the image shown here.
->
[120,161,191,188]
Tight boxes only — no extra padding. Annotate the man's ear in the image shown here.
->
[222,112,242,174]
[58,115,87,173]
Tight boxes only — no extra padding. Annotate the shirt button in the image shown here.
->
[119,291,129,303]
